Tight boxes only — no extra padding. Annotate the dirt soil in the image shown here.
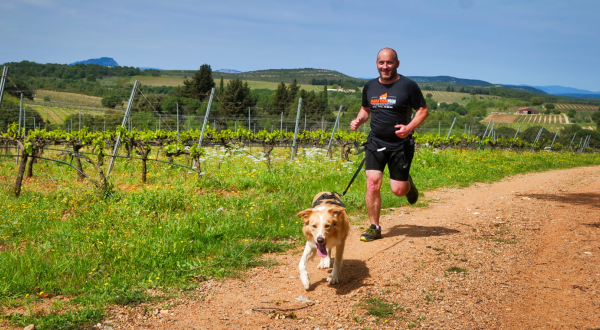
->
[106,166,600,330]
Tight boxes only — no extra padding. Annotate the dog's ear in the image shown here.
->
[328,206,346,218]
[296,209,313,224]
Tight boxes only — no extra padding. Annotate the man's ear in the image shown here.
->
[296,209,313,224]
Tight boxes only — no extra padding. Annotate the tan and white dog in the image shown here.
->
[296,192,350,290]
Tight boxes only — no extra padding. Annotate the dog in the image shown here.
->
[296,192,350,290]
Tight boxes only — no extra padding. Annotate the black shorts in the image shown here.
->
[364,142,415,181]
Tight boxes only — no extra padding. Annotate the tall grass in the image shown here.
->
[0,146,599,326]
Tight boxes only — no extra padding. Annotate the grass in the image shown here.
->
[5,307,104,330]
[0,146,599,327]
[358,297,399,317]
[445,266,467,274]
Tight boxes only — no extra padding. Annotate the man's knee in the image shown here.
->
[366,178,382,194]
[391,182,409,197]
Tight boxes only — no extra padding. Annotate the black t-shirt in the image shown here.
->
[361,76,426,148]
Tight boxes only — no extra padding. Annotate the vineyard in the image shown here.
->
[0,122,597,200]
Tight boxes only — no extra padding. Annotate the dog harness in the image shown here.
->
[312,192,345,208]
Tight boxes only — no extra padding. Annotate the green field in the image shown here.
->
[33,90,104,108]
[1,146,600,328]
[30,105,107,125]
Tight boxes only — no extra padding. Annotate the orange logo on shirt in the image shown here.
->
[370,93,396,107]
[371,93,390,104]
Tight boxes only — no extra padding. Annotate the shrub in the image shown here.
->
[101,95,123,108]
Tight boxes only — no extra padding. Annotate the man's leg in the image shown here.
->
[366,170,383,226]
[361,170,384,242]
[390,179,410,197]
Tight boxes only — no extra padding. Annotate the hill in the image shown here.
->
[501,85,547,95]
[408,75,492,86]
[162,68,363,85]
[69,57,119,67]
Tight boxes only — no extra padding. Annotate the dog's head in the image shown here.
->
[297,206,346,257]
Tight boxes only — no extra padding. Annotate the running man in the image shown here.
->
[350,48,429,242]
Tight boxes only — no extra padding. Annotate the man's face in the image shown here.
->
[376,50,399,81]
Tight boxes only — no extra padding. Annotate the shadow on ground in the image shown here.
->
[518,193,600,209]
[308,259,371,295]
[385,224,461,238]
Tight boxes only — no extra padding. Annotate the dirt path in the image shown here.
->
[108,166,600,330]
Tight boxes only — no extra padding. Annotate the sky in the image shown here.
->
[1,0,599,91]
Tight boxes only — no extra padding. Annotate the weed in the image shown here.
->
[358,297,399,318]
[446,266,467,274]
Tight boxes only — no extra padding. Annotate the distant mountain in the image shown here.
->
[408,76,492,86]
[214,69,242,73]
[69,57,118,67]
[503,85,547,95]
[530,85,600,95]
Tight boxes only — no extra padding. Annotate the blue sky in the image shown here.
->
[1,0,599,91]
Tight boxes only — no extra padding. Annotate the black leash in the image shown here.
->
[336,137,413,197]
[336,142,369,197]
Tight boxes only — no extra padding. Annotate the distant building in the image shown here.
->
[517,107,539,114]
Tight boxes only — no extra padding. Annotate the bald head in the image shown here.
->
[377,48,398,62]
[376,48,400,83]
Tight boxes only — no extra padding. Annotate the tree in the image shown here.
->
[591,112,600,130]
[273,82,288,110]
[545,103,555,110]
[322,84,328,109]
[568,109,576,118]
[162,97,202,114]
[218,77,224,96]
[530,97,542,106]
[425,97,437,110]
[101,96,123,108]
[287,79,299,105]
[426,93,433,99]
[300,89,328,121]
[219,78,255,118]
[182,64,215,100]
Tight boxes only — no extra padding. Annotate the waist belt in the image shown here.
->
[337,136,414,197]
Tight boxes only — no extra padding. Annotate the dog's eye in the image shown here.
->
[325,225,330,229]
[312,225,317,228]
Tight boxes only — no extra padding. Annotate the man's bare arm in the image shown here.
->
[350,106,371,131]
[394,106,429,138]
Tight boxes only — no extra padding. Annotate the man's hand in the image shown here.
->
[350,119,361,131]
[394,124,412,138]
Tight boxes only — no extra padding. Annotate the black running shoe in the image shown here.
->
[406,175,419,205]
[360,224,382,242]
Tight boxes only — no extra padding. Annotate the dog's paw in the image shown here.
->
[317,258,331,269]
[300,273,311,290]
[327,275,339,285]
